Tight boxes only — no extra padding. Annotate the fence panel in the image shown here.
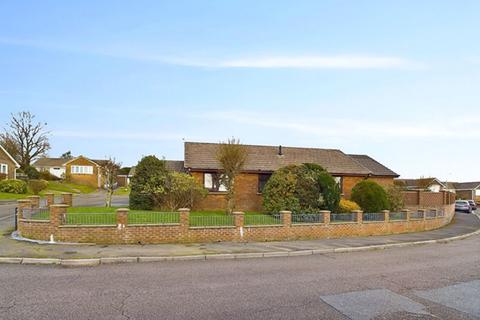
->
[189,215,235,227]
[362,212,385,222]
[65,213,116,225]
[426,210,437,219]
[22,208,50,220]
[410,211,424,220]
[292,213,324,224]
[128,211,180,224]
[244,214,282,226]
[330,212,357,223]
[389,212,407,221]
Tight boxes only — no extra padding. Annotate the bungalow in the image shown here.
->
[33,156,109,188]
[453,182,480,202]
[181,142,399,211]
[0,145,20,180]
[395,177,447,193]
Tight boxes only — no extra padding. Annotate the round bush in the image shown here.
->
[351,180,390,213]
[0,179,28,194]
[28,179,49,195]
[338,199,361,213]
[263,164,341,213]
[24,166,40,179]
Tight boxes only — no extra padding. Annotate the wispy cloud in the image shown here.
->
[195,111,480,141]
[0,36,418,70]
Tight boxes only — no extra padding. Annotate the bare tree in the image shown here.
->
[216,138,247,214]
[0,111,50,169]
[101,158,121,207]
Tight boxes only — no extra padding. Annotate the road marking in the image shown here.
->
[320,289,429,320]
[415,280,480,317]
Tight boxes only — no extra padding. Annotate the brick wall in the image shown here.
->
[18,202,454,245]
[403,190,455,208]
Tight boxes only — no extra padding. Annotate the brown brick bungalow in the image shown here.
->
[0,145,20,180]
[166,142,399,211]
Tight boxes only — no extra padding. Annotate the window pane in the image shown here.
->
[258,173,272,193]
[204,173,213,189]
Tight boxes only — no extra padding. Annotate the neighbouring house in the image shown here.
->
[395,177,447,193]
[32,157,68,178]
[453,182,480,201]
[179,142,399,211]
[34,155,110,188]
[0,145,20,180]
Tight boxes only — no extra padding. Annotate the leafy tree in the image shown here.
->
[100,157,121,207]
[216,138,247,213]
[385,184,405,211]
[0,111,50,169]
[129,156,170,210]
[351,180,390,213]
[263,164,341,213]
[163,172,207,211]
[60,151,73,159]
[24,166,40,179]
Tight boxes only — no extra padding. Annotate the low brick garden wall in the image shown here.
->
[16,194,455,245]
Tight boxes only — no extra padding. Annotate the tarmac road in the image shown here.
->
[0,233,479,319]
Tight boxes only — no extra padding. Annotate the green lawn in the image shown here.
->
[113,187,130,196]
[39,181,96,195]
[64,207,274,226]
[0,192,29,200]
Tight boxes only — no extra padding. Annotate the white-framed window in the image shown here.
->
[204,172,227,192]
[71,165,93,175]
[333,176,343,192]
[0,163,7,175]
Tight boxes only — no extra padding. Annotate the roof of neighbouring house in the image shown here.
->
[184,142,381,176]
[347,154,399,177]
[32,157,68,167]
[453,182,480,190]
[395,178,445,189]
[165,160,185,173]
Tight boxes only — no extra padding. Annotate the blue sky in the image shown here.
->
[1,1,479,181]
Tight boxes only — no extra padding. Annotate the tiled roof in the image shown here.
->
[32,157,68,167]
[184,142,372,175]
[348,154,399,177]
[165,160,185,173]
[453,182,480,190]
[395,178,441,188]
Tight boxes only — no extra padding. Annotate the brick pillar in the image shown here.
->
[402,209,410,222]
[45,193,55,207]
[319,210,330,224]
[61,193,73,207]
[116,208,129,227]
[353,210,363,224]
[418,191,423,206]
[179,208,190,231]
[27,195,40,209]
[50,204,68,227]
[17,199,31,221]
[233,211,244,228]
[280,210,292,227]
[382,210,390,223]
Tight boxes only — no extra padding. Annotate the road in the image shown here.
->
[0,192,129,231]
[0,233,479,319]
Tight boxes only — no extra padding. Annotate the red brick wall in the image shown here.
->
[18,204,454,244]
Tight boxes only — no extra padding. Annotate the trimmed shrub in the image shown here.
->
[28,179,49,195]
[162,172,207,211]
[24,166,40,179]
[0,179,28,194]
[338,199,361,213]
[351,180,390,213]
[129,156,170,210]
[386,185,405,211]
[263,164,341,213]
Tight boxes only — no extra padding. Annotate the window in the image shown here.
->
[258,173,272,193]
[203,173,227,192]
[53,167,61,170]
[0,163,7,174]
[71,165,93,175]
[333,176,343,191]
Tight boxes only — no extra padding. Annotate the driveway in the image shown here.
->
[0,233,479,319]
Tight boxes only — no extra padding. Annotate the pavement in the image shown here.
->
[1,231,479,319]
[1,212,478,263]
